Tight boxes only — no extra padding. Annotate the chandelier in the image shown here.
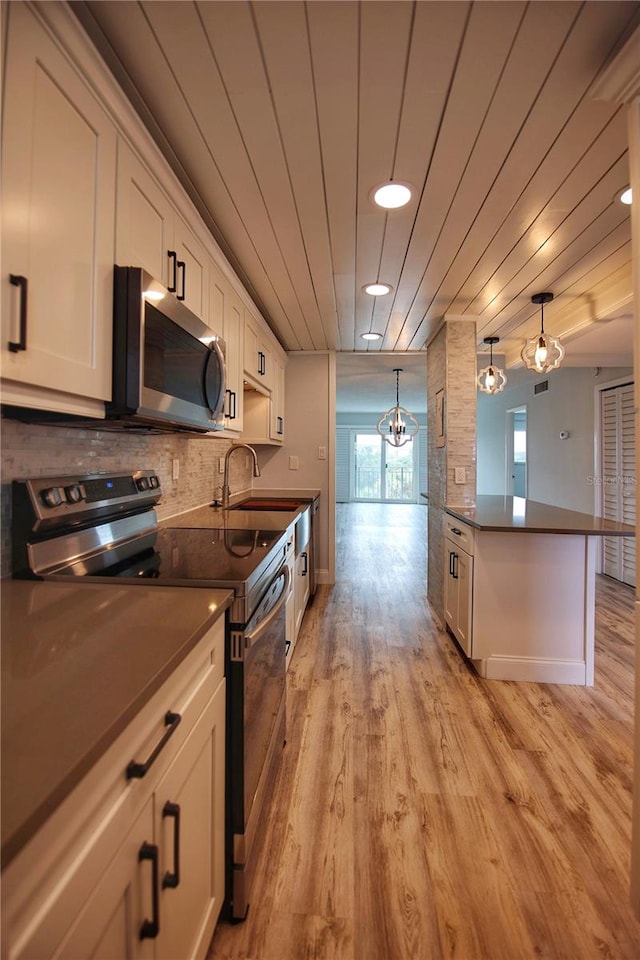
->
[376,368,419,447]
[477,336,507,395]
[521,292,565,374]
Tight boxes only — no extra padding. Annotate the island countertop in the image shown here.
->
[446,496,635,536]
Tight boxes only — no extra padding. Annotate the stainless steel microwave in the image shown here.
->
[108,266,226,433]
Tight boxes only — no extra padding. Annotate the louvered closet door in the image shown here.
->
[601,383,636,587]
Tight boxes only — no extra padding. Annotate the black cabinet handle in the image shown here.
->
[285,640,291,657]
[8,275,28,352]
[302,551,308,576]
[277,415,284,435]
[225,388,237,420]
[167,250,178,293]
[449,550,455,577]
[138,842,160,939]
[452,553,459,580]
[258,350,265,376]
[126,711,181,779]
[162,802,181,889]
[177,260,186,301]
[451,527,462,536]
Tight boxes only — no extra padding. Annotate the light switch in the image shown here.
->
[289,455,299,470]
[454,466,466,484]
[318,446,327,460]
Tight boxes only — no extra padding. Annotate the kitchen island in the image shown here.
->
[444,496,635,685]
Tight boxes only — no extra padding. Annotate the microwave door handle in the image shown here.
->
[203,340,226,418]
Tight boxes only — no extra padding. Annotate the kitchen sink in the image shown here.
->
[231,498,303,511]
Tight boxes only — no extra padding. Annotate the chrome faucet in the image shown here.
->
[221,444,261,508]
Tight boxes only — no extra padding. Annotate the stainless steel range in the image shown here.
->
[11,470,291,921]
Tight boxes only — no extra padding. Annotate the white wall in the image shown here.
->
[477,366,633,513]
[253,352,335,583]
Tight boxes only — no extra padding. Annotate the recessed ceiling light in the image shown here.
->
[361,331,383,341]
[371,182,412,209]
[363,282,392,296]
[618,186,632,205]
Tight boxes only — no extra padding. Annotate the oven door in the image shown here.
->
[227,562,290,920]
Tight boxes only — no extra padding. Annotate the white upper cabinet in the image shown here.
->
[116,142,209,321]
[1,2,116,413]
[208,260,244,432]
[174,216,209,320]
[115,140,175,284]
[243,310,274,390]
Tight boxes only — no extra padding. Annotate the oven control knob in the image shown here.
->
[64,484,84,504]
[136,476,150,492]
[41,486,64,508]
[149,475,159,489]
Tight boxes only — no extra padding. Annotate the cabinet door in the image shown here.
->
[455,551,473,656]
[443,543,458,628]
[243,311,273,388]
[270,358,285,440]
[54,800,155,960]
[2,3,116,403]
[209,263,244,431]
[174,216,208,320]
[294,551,311,639]
[115,140,175,285]
[155,680,226,960]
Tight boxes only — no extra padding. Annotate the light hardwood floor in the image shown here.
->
[209,502,640,960]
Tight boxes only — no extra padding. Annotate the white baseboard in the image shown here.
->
[471,655,589,686]
[315,568,332,585]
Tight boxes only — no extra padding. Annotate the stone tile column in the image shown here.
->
[427,316,477,617]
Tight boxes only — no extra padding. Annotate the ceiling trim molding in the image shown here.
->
[589,25,640,103]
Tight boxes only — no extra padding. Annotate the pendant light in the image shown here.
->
[376,368,419,447]
[521,292,565,374]
[477,336,507,395]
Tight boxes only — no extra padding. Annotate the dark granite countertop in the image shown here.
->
[1,580,232,867]
[446,496,635,536]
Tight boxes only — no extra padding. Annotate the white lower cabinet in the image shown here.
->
[443,518,474,657]
[2,620,226,960]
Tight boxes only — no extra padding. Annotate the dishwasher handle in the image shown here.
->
[245,564,290,647]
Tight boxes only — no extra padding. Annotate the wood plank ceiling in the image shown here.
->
[74,0,639,367]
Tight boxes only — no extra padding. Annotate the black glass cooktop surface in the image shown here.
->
[55,526,286,587]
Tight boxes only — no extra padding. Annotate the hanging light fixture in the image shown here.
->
[477,336,507,395]
[376,368,419,447]
[521,292,565,374]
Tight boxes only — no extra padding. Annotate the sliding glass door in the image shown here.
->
[352,431,417,502]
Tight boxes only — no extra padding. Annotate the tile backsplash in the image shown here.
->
[1,416,253,577]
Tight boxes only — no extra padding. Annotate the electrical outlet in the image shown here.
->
[454,466,466,484]
[172,458,180,481]
[218,457,224,474]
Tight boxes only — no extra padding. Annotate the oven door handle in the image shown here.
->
[244,565,290,647]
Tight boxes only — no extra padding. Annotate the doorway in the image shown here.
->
[351,431,418,502]
[506,406,527,497]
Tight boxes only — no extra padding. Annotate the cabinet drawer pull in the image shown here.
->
[451,527,462,536]
[162,801,181,889]
[301,551,308,576]
[8,274,28,352]
[138,842,160,939]
[167,250,178,292]
[177,259,186,301]
[126,711,181,780]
